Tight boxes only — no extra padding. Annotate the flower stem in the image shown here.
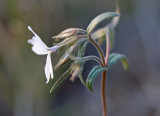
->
[88,34,107,116]
[88,35,105,66]
[101,70,107,116]
[102,30,110,116]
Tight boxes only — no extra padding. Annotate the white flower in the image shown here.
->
[28,26,59,83]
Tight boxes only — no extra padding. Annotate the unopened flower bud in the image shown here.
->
[52,28,86,41]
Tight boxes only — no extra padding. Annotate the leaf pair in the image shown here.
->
[85,53,129,93]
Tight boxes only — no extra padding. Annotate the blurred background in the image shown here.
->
[0,0,160,116]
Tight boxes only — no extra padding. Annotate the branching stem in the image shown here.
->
[88,35,105,66]
[88,34,109,116]
[83,56,104,67]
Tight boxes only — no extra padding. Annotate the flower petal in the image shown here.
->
[28,26,47,47]
[45,53,53,83]
[28,26,48,55]
[28,39,48,55]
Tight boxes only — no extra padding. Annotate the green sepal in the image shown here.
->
[87,12,119,34]
[77,41,88,57]
[50,67,72,93]
[79,73,86,86]
[86,65,107,93]
[54,46,76,70]
[108,53,129,70]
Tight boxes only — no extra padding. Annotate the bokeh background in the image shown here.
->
[0,0,160,116]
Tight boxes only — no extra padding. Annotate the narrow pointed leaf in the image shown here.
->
[50,67,72,93]
[87,12,119,34]
[87,65,102,79]
[108,53,129,70]
[86,65,106,93]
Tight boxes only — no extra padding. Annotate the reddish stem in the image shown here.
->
[101,29,110,116]
[101,70,107,116]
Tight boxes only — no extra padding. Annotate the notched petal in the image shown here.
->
[28,26,48,55]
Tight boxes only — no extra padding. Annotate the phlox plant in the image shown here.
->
[28,2,128,116]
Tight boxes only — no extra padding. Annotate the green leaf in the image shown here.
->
[87,65,101,79]
[108,53,129,70]
[50,67,72,93]
[86,66,107,93]
[87,12,119,34]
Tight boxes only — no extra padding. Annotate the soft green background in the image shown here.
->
[0,0,160,116]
